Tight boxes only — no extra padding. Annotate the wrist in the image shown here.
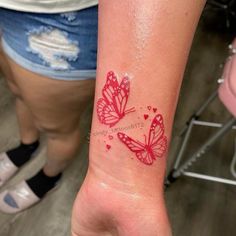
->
[78,166,172,236]
[87,155,166,199]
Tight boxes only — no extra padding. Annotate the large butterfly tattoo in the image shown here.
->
[97,71,135,127]
[117,114,167,165]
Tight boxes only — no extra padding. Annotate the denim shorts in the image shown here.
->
[0,6,98,81]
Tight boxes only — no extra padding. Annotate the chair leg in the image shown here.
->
[230,138,236,178]
[166,117,236,186]
[179,90,218,136]
[167,90,218,183]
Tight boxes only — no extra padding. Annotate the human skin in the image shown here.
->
[0,44,95,177]
[0,44,40,145]
[71,0,206,235]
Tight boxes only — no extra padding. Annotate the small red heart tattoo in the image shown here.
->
[147,106,152,110]
[144,114,149,120]
[106,144,111,150]
[153,108,157,113]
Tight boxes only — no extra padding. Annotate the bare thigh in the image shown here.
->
[5,56,95,137]
[0,42,20,96]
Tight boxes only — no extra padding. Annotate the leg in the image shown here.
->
[0,6,98,214]
[0,55,95,213]
[6,56,95,177]
[0,42,39,144]
[0,42,12,82]
[0,43,39,187]
[45,128,81,176]
[15,99,39,144]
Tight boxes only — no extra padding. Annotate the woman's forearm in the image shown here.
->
[89,0,206,196]
[71,2,207,235]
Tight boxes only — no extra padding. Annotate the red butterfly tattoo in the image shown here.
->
[117,114,167,165]
[97,71,135,127]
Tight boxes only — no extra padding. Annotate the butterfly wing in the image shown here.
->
[102,71,119,104]
[97,98,120,127]
[115,75,131,114]
[97,72,120,127]
[148,114,167,159]
[103,72,131,114]
[117,132,154,165]
[136,150,154,165]
[151,136,167,158]
[97,71,133,127]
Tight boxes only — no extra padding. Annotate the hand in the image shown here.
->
[71,167,172,236]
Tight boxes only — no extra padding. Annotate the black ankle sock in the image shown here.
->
[26,169,62,198]
[6,140,40,167]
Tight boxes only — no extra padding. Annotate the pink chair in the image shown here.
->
[219,38,236,116]
[167,38,236,186]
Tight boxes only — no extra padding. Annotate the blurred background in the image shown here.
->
[166,1,236,235]
[0,1,235,235]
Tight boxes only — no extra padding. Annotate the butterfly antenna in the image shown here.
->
[125,107,135,114]
[144,135,147,145]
